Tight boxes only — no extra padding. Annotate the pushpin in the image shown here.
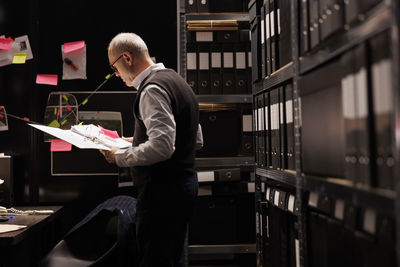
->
[64,58,78,71]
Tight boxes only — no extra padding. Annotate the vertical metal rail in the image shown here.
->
[390,0,400,264]
[291,0,307,267]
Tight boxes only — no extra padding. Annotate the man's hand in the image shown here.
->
[99,147,119,164]
[122,136,133,143]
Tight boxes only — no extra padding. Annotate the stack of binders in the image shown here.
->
[258,185,299,267]
[301,29,394,190]
[300,0,384,55]
[255,0,293,79]
[185,0,249,13]
[186,28,252,95]
[254,83,295,171]
[307,192,396,267]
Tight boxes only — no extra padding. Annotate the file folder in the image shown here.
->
[369,31,394,189]
[197,0,209,12]
[222,44,235,94]
[235,43,248,94]
[197,44,211,94]
[210,44,223,94]
[186,43,198,94]
[285,84,295,170]
[279,86,287,170]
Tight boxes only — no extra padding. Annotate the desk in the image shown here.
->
[0,206,64,267]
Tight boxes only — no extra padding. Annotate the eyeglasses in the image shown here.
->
[109,54,124,73]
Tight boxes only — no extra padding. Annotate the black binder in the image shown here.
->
[197,44,211,94]
[369,31,394,189]
[197,0,209,12]
[186,43,198,94]
[344,0,358,25]
[260,5,266,78]
[210,44,222,94]
[353,43,371,185]
[264,92,271,167]
[185,0,198,13]
[279,86,287,170]
[222,44,235,94]
[300,58,345,178]
[270,89,280,169]
[240,108,253,156]
[269,0,278,73]
[216,31,239,43]
[341,50,358,182]
[235,43,248,94]
[247,43,253,94]
[278,0,292,67]
[329,0,344,38]
[250,16,262,83]
[257,94,266,166]
[300,0,310,54]
[285,84,295,170]
[264,0,271,77]
[319,0,330,41]
[309,0,320,49]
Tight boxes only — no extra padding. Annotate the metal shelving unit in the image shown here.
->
[299,2,392,74]
[251,0,400,266]
[178,1,256,266]
[303,174,396,216]
[256,167,297,187]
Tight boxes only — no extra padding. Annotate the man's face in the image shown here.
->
[108,52,134,87]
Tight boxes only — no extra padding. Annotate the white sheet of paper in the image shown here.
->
[0,224,27,234]
[29,124,131,151]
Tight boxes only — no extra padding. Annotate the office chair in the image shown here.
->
[40,195,137,267]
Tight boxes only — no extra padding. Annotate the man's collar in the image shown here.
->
[132,63,166,88]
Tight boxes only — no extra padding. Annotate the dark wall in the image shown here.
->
[0,0,177,215]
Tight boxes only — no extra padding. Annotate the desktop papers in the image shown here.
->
[0,224,27,234]
[29,124,131,151]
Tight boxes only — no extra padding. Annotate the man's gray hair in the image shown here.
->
[108,33,149,58]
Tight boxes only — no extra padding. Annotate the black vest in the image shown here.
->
[131,68,199,186]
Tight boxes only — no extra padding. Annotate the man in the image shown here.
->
[101,32,201,267]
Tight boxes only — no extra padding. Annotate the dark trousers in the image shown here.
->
[135,173,198,267]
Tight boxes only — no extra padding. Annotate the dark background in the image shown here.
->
[0,0,177,229]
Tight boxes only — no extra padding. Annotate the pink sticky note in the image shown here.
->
[51,139,72,152]
[64,41,85,53]
[36,74,58,86]
[98,125,120,139]
[0,37,14,50]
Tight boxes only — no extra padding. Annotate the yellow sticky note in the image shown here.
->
[12,53,26,64]
[63,95,69,101]
[48,120,60,128]
[60,120,67,126]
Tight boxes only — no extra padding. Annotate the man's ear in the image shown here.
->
[123,52,133,66]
